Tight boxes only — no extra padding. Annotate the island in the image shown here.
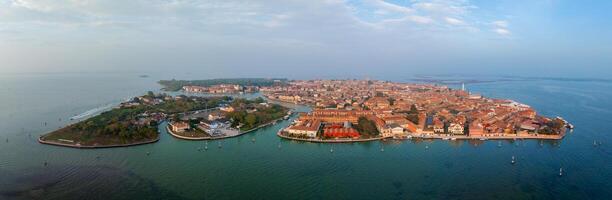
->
[259,79,571,143]
[39,92,231,148]
[158,78,288,92]
[166,97,291,140]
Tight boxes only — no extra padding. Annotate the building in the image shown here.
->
[284,119,321,138]
[171,121,190,133]
[469,121,484,136]
[448,123,464,135]
[220,106,235,112]
[208,112,224,121]
[323,124,359,138]
[433,118,445,133]
[364,97,391,109]
[389,124,405,136]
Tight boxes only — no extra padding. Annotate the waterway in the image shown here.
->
[0,73,610,199]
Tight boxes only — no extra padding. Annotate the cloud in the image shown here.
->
[444,17,464,25]
[492,20,508,28]
[409,15,434,24]
[0,0,524,76]
[494,28,510,35]
[491,20,510,35]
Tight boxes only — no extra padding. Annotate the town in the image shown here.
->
[260,79,570,142]
[182,84,259,94]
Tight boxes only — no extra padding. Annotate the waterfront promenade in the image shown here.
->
[277,130,389,143]
[277,129,565,143]
[406,132,565,140]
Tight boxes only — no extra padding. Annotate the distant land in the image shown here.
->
[158,78,288,91]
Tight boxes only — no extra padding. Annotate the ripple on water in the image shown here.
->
[0,165,183,200]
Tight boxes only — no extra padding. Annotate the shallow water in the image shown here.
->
[0,73,610,199]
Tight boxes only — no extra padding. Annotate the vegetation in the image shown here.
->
[225,98,289,131]
[158,78,288,91]
[401,104,419,124]
[354,117,380,136]
[538,119,565,135]
[41,93,228,146]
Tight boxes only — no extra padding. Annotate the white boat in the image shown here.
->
[451,138,457,141]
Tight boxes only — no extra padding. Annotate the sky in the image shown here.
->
[0,0,611,79]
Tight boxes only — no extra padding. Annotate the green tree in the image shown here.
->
[355,117,380,136]
[245,114,258,128]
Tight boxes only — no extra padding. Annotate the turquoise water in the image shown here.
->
[0,73,610,200]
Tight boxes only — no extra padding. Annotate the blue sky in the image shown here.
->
[0,0,610,79]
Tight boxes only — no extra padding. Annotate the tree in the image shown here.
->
[410,104,418,113]
[254,97,265,104]
[388,98,395,106]
[245,114,258,128]
[355,117,380,136]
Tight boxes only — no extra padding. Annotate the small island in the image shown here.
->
[158,78,288,92]
[166,97,291,140]
[39,92,231,148]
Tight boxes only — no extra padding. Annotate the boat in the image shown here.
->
[451,138,457,141]
[559,168,563,176]
[511,156,516,164]
[479,138,487,141]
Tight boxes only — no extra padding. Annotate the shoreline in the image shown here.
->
[38,135,159,149]
[277,130,389,143]
[404,132,565,140]
[277,130,565,143]
[167,114,289,141]
[276,129,565,143]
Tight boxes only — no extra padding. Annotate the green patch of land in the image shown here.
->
[225,97,290,131]
[158,78,288,91]
[40,93,229,147]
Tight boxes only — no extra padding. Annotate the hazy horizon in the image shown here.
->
[1,0,611,79]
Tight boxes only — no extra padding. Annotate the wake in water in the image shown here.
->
[69,104,114,120]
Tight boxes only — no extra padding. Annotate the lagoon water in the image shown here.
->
[0,73,611,200]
